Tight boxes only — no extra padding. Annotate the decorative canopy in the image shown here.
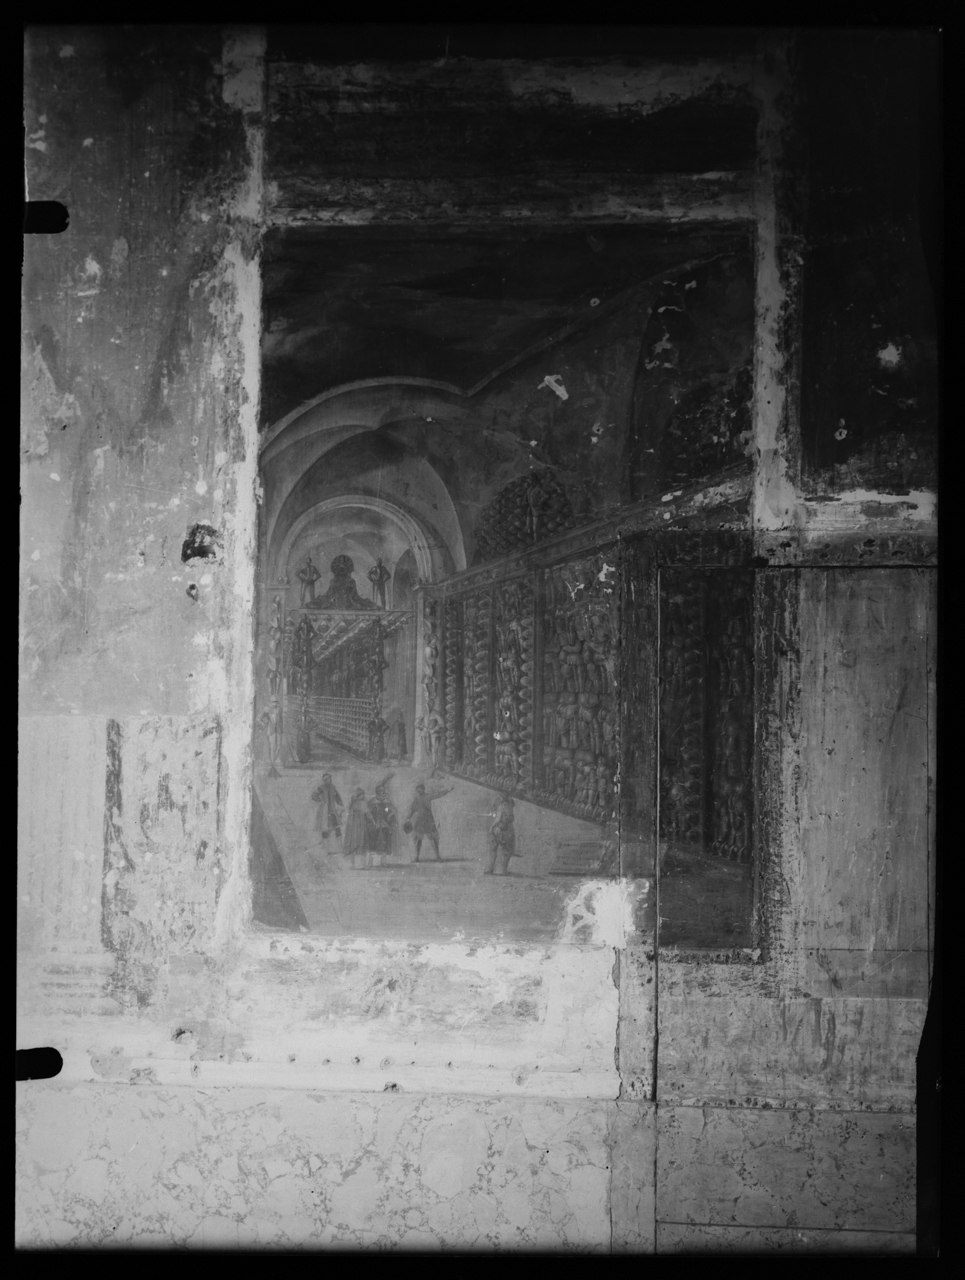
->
[290,608,408,667]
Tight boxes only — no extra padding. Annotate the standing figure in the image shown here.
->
[427,708,446,772]
[526,472,551,542]
[291,615,316,696]
[311,772,344,855]
[298,554,321,606]
[266,653,281,699]
[296,697,312,763]
[343,788,369,865]
[259,697,281,778]
[595,756,612,813]
[405,782,452,862]
[486,793,518,876]
[368,557,391,609]
[366,782,398,865]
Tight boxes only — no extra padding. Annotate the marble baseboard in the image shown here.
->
[656,1104,916,1233]
[657,1223,916,1254]
[16,1082,613,1251]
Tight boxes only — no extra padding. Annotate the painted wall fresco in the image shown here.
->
[253,220,757,952]
[252,522,756,945]
[252,224,759,946]
[252,547,617,940]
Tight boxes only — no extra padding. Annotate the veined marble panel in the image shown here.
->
[656,1105,916,1233]
[16,1082,613,1251]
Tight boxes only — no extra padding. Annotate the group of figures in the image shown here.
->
[307,774,520,876]
[308,773,454,868]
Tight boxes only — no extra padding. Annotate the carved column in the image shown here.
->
[491,577,535,793]
[442,595,462,770]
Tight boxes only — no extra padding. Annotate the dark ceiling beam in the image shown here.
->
[265,25,760,64]
[266,172,755,229]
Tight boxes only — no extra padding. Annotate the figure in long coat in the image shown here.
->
[367,557,391,609]
[343,788,369,863]
[311,773,344,854]
[366,783,398,866]
[298,554,321,606]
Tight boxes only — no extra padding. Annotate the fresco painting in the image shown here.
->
[252,226,758,945]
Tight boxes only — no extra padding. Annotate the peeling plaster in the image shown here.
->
[805,489,936,527]
[504,59,754,114]
[207,29,265,951]
[557,880,635,949]
[877,343,902,368]
[538,374,569,401]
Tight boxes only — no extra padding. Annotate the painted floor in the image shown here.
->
[253,737,605,943]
